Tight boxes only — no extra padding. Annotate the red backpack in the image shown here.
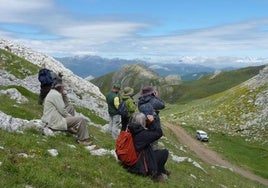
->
[115,130,138,166]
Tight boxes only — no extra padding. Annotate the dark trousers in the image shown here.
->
[154,149,169,176]
[121,116,130,131]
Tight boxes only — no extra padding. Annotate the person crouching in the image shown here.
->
[128,110,170,183]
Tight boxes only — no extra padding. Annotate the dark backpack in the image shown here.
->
[115,130,138,166]
[118,100,128,117]
[38,68,53,85]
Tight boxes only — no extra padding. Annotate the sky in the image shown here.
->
[1,0,268,65]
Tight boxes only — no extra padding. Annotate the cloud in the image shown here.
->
[137,19,268,57]
[0,0,55,23]
[1,0,268,59]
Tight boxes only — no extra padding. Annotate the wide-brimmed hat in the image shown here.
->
[123,87,134,96]
[141,86,154,96]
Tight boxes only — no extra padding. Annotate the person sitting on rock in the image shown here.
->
[41,79,92,146]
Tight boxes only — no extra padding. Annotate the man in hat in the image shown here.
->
[41,79,92,146]
[138,86,165,114]
[105,83,121,139]
[138,86,165,150]
[120,86,137,131]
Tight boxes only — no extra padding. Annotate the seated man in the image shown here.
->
[41,79,92,146]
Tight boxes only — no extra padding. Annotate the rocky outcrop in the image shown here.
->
[0,38,108,120]
[165,74,182,85]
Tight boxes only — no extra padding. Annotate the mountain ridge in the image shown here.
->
[56,55,219,81]
[56,55,267,81]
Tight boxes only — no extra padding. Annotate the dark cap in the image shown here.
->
[113,83,121,89]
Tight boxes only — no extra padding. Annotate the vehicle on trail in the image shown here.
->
[196,130,209,142]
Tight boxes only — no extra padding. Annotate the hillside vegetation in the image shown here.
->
[170,65,265,104]
[162,66,268,179]
[1,80,267,187]
[1,82,266,187]
[0,48,39,79]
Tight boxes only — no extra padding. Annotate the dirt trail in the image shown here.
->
[164,122,268,186]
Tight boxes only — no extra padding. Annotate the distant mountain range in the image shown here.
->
[55,56,217,81]
[55,56,145,78]
[55,55,267,81]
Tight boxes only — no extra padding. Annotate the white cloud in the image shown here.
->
[0,0,268,60]
[0,0,55,23]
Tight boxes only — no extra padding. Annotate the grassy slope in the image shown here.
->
[0,122,265,187]
[168,65,265,104]
[161,82,268,179]
[0,48,39,79]
[0,85,265,187]
[0,85,43,120]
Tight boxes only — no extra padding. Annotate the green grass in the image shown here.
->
[0,49,40,79]
[0,85,43,120]
[179,123,268,179]
[169,65,265,104]
[75,106,107,125]
[0,81,266,187]
[0,123,266,187]
[161,86,268,180]
[209,133,268,179]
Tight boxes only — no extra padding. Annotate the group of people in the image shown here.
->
[106,83,170,183]
[38,65,170,183]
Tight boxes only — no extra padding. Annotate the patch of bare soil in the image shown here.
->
[164,122,268,186]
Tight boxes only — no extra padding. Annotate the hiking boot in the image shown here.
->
[164,169,171,176]
[68,127,78,134]
[77,140,93,146]
[155,175,166,183]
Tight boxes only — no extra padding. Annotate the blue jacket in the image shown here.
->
[138,95,165,114]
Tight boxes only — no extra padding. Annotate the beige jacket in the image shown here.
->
[41,89,70,130]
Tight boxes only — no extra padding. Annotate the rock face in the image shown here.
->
[0,88,28,103]
[242,65,268,141]
[0,38,108,120]
[165,74,182,85]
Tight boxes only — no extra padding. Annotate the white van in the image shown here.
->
[196,130,209,142]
